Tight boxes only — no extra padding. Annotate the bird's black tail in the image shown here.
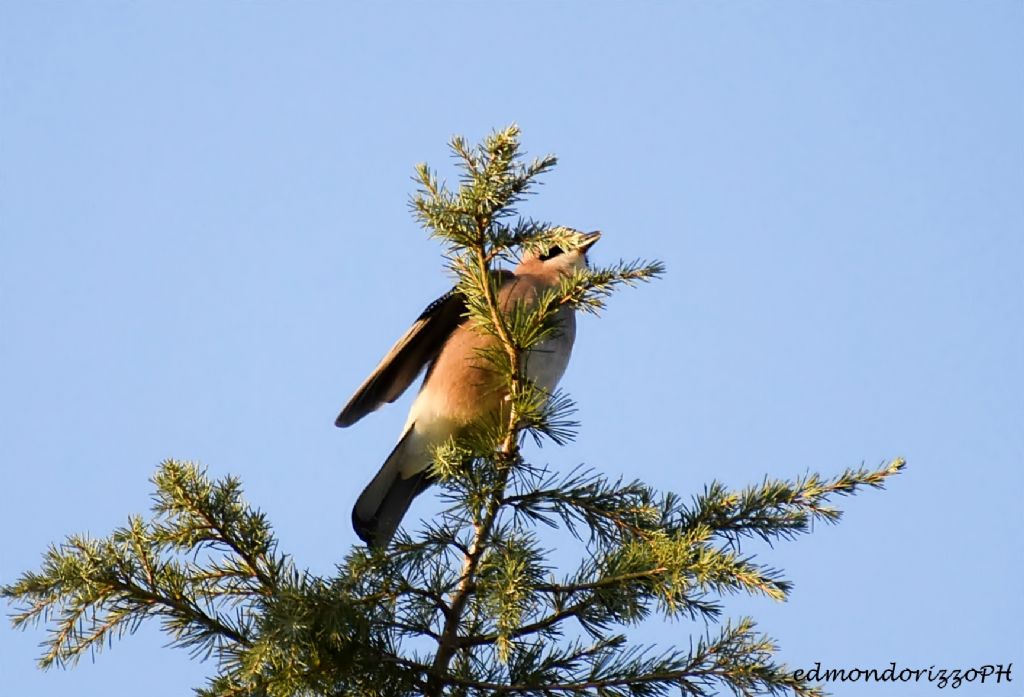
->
[352,428,434,549]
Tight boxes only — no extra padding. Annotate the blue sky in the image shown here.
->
[2,3,1021,696]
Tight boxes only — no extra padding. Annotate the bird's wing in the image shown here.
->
[335,288,468,427]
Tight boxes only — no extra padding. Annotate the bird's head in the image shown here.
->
[515,228,601,277]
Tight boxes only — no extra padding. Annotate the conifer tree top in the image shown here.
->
[3,126,905,697]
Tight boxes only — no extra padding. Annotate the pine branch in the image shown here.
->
[424,126,564,695]
[677,458,906,546]
[3,530,251,668]
[558,260,666,316]
[1,461,285,672]
[422,620,824,696]
[151,460,282,594]
[504,468,664,544]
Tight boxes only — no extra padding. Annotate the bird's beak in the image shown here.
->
[579,230,602,252]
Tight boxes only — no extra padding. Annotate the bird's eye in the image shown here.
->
[539,245,564,261]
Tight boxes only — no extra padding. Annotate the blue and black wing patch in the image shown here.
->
[335,288,468,427]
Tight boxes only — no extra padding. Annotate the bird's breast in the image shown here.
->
[524,306,576,393]
[406,304,576,432]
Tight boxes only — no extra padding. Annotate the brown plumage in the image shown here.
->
[336,230,600,548]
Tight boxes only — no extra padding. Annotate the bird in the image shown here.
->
[336,229,601,548]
